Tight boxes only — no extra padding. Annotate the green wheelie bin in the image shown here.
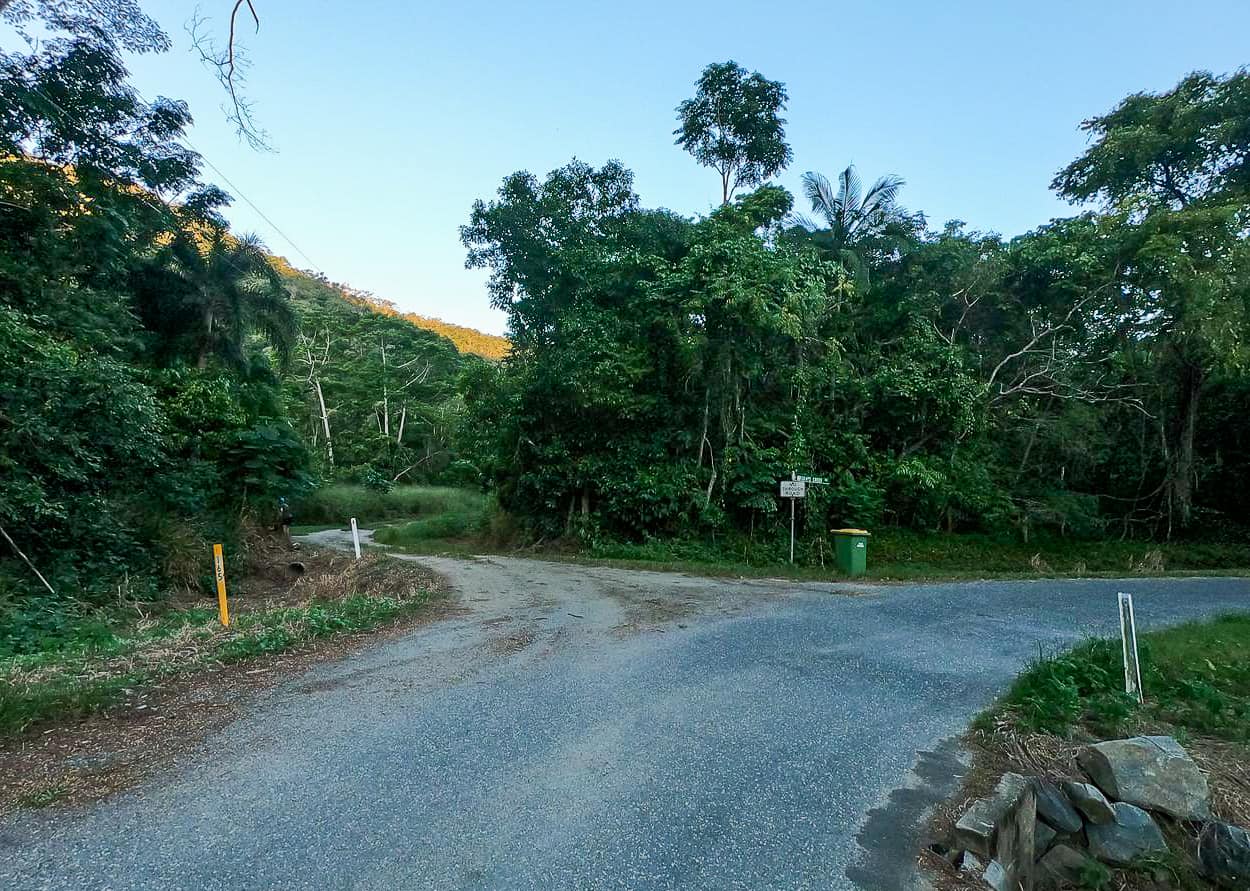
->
[831,528,870,576]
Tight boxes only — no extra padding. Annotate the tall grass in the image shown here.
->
[371,489,496,548]
[295,484,487,526]
[585,527,1250,579]
[993,614,1250,741]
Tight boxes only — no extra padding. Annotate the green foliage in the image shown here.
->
[675,60,793,203]
[0,23,312,642]
[793,165,918,284]
[280,271,466,481]
[996,614,1250,742]
[456,65,1250,554]
[358,467,395,494]
[369,488,491,547]
[294,484,486,527]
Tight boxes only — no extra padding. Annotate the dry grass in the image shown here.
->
[0,548,450,814]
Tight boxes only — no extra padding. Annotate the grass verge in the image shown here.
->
[989,613,1250,743]
[0,555,439,737]
[295,484,488,527]
[583,529,1250,581]
[929,615,1250,890]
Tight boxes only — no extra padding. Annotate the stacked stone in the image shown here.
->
[946,736,1249,889]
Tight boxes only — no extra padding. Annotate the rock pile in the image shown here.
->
[941,735,1249,889]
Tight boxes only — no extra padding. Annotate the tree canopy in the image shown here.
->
[674,61,792,204]
[458,66,1250,553]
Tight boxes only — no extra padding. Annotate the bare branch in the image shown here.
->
[188,4,270,151]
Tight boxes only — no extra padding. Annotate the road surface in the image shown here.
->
[4,533,1248,890]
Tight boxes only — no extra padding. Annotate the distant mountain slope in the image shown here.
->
[394,311,511,361]
[267,253,510,361]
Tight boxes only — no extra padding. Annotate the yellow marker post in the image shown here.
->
[212,543,230,627]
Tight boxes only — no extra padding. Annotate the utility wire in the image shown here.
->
[7,64,324,278]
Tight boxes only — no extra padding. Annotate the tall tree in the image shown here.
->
[1053,70,1250,528]
[674,61,792,204]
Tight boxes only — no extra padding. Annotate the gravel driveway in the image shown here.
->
[4,534,1248,890]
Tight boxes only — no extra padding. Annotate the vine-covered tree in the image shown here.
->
[1053,69,1250,528]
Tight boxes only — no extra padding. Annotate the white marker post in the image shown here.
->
[350,517,362,560]
[1118,592,1143,703]
[779,479,807,563]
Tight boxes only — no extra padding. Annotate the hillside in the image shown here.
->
[266,254,510,360]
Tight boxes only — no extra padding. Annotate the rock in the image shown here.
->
[960,844,980,874]
[1078,736,1211,820]
[992,781,1036,891]
[1034,820,1057,860]
[1197,821,1250,888]
[955,773,1030,857]
[1086,802,1168,866]
[1033,778,1084,834]
[983,859,1009,891]
[1037,845,1106,888]
[958,849,985,875]
[1064,780,1115,824]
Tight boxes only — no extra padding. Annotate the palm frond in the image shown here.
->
[801,171,840,227]
[861,174,906,220]
[837,166,862,215]
[789,212,823,232]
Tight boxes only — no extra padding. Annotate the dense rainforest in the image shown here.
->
[458,62,1250,555]
[0,6,480,651]
[2,0,1248,651]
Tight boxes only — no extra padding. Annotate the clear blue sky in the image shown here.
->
[101,1,1250,334]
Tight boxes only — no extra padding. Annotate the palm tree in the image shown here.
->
[135,226,296,370]
[795,165,907,283]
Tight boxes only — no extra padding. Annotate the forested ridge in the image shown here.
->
[0,9,481,652]
[1,0,1248,653]
[266,251,510,361]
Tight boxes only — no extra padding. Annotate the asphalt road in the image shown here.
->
[4,543,1248,890]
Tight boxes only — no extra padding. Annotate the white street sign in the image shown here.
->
[780,481,807,498]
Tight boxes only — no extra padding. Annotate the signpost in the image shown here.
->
[780,480,807,563]
[212,543,230,627]
[777,473,830,564]
[350,517,362,560]
[1118,592,1143,703]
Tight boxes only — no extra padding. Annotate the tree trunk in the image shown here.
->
[313,378,334,467]
[197,308,213,369]
[396,404,407,444]
[380,336,390,436]
[1166,362,1204,529]
[697,390,710,467]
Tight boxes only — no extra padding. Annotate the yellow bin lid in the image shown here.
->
[830,528,870,535]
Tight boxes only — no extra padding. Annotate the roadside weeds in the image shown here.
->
[0,551,448,815]
[924,615,1250,890]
